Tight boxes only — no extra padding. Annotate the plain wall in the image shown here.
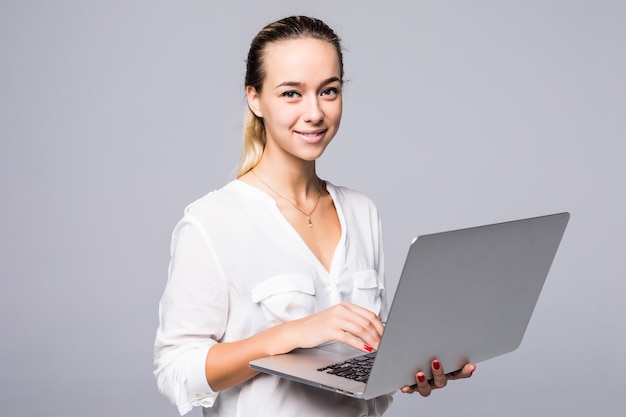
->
[1,1,624,416]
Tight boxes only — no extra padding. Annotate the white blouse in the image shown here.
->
[154,180,392,416]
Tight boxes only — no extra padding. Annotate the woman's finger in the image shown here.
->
[414,371,432,397]
[446,363,476,380]
[329,303,383,349]
[430,360,447,389]
[341,302,385,336]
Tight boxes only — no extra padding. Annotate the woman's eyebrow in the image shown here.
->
[319,76,342,86]
[274,76,342,89]
[274,81,302,89]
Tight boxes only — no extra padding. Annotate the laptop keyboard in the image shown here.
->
[316,353,376,383]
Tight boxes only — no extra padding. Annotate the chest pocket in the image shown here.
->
[251,274,317,326]
[350,270,384,316]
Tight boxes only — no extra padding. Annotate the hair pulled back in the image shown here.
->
[237,16,344,177]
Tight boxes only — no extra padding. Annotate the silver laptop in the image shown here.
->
[250,212,570,399]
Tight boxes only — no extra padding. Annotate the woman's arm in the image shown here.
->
[205,301,385,391]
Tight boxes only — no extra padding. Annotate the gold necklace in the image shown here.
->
[251,170,322,228]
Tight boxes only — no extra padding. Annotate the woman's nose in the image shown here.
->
[303,96,324,123]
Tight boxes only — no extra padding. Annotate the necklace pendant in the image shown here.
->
[250,170,322,229]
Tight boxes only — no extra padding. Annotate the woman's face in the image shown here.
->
[247,38,343,163]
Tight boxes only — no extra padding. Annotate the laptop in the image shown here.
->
[250,212,570,399]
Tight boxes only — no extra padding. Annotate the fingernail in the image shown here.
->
[364,344,373,352]
[433,360,441,371]
[417,374,426,383]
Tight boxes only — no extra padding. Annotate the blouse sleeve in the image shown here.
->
[154,214,229,415]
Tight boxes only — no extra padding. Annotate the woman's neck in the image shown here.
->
[250,159,320,201]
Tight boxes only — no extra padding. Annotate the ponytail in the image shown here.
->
[237,107,266,177]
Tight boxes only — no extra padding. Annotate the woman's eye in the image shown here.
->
[321,87,339,97]
[282,91,300,99]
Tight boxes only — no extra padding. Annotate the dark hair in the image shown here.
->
[237,16,344,176]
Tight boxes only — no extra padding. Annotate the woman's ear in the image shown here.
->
[246,86,263,118]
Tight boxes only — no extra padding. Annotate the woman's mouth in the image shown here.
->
[295,129,327,144]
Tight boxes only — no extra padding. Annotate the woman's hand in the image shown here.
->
[400,360,476,397]
[282,301,384,353]
[205,302,382,391]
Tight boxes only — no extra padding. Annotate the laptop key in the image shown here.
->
[317,353,376,382]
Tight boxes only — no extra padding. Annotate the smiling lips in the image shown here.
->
[295,129,327,144]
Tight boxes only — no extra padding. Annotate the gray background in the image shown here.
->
[1,1,624,416]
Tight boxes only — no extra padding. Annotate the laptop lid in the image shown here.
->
[251,212,570,399]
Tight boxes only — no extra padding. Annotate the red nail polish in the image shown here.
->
[364,344,373,352]
[417,374,426,383]
[433,360,441,371]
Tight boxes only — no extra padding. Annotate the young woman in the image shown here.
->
[154,16,475,417]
